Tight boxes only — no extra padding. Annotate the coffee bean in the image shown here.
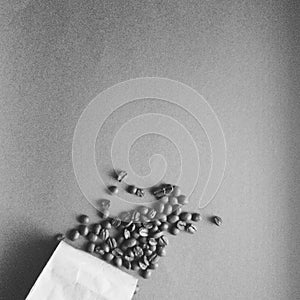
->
[152,219,161,226]
[170,226,180,235]
[99,199,110,210]
[168,196,178,205]
[167,214,179,224]
[109,185,119,194]
[176,220,186,231]
[99,209,110,219]
[145,249,153,256]
[107,237,117,249]
[104,253,114,262]
[87,242,95,253]
[156,213,167,222]
[157,246,166,257]
[148,253,159,264]
[149,245,157,252]
[150,225,159,233]
[133,246,143,258]
[157,236,169,246]
[123,259,131,269]
[164,203,173,215]
[139,237,148,244]
[152,231,164,239]
[213,216,223,226]
[159,222,169,231]
[172,186,181,197]
[78,224,89,236]
[111,218,122,228]
[95,246,105,255]
[172,204,182,215]
[92,223,102,235]
[141,269,152,279]
[113,256,122,268]
[148,238,157,246]
[160,196,169,204]
[149,263,159,270]
[191,213,202,222]
[123,228,131,239]
[154,202,165,213]
[138,261,148,270]
[101,242,110,253]
[186,223,197,234]
[142,255,150,266]
[135,188,145,197]
[116,236,125,245]
[140,215,150,223]
[131,261,140,271]
[119,211,132,223]
[124,238,137,248]
[137,206,149,215]
[147,208,157,219]
[102,219,112,229]
[132,231,140,239]
[125,249,135,258]
[142,222,153,229]
[132,211,141,222]
[99,229,109,241]
[117,170,127,182]
[87,232,98,243]
[177,195,188,205]
[112,248,123,257]
[55,233,65,241]
[139,227,149,237]
[179,212,192,222]
[79,214,89,224]
[128,185,138,194]
[127,223,136,232]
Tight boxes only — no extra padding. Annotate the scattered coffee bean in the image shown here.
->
[138,261,148,270]
[160,196,169,204]
[164,203,173,215]
[152,231,164,239]
[179,212,192,222]
[152,219,161,226]
[141,269,152,279]
[69,229,80,241]
[168,196,178,205]
[127,222,136,232]
[149,262,159,270]
[101,242,110,253]
[78,224,89,236]
[170,226,180,235]
[119,211,132,223]
[92,223,102,235]
[99,199,110,210]
[95,246,105,256]
[172,186,181,197]
[149,253,159,264]
[79,214,89,224]
[167,214,179,224]
[124,238,137,248]
[133,246,143,258]
[102,219,112,229]
[111,218,122,228]
[145,249,153,256]
[149,244,157,252]
[128,185,138,194]
[156,213,167,222]
[186,223,197,234]
[137,206,149,215]
[148,238,157,246]
[150,225,159,233]
[147,208,157,219]
[176,220,186,231]
[135,188,145,197]
[117,170,127,182]
[213,216,223,226]
[123,259,131,269]
[131,211,141,222]
[191,213,202,222]
[99,229,109,241]
[157,246,166,257]
[113,256,122,268]
[109,185,119,194]
[157,236,169,246]
[99,209,110,219]
[155,202,165,213]
[172,204,182,216]
[104,253,114,262]
[55,233,65,241]
[131,261,140,271]
[139,227,149,237]
[112,248,123,257]
[87,242,95,253]
[107,237,117,249]
[123,228,131,239]
[177,195,188,205]
[159,222,169,231]
[140,215,150,222]
[87,232,98,243]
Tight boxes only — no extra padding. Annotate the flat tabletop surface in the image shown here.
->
[0,1,299,300]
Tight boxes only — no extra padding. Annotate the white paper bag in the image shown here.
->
[26,241,138,300]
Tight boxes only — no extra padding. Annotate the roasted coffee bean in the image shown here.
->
[149,263,159,270]
[104,253,114,262]
[99,209,110,219]
[172,204,182,216]
[179,212,192,222]
[151,231,164,239]
[128,185,138,194]
[132,211,141,222]
[141,269,152,279]
[102,219,112,229]
[119,211,132,223]
[127,223,136,232]
[157,236,169,246]
[149,245,157,252]
[172,186,181,197]
[154,202,165,214]
[101,242,110,253]
[142,255,149,266]
[147,208,157,219]
[122,259,131,269]
[152,219,161,226]
[109,185,119,194]
[170,226,180,235]
[111,218,122,228]
[117,170,127,182]
[186,223,197,234]
[157,246,167,257]
[138,261,148,270]
[148,253,159,263]
[148,238,157,246]
[139,227,149,237]
[95,246,105,255]
[156,213,167,222]
[138,237,148,244]
[137,206,149,215]
[176,220,186,231]
[213,216,223,226]
[87,242,95,253]
[131,261,140,271]
[107,237,117,249]
[124,238,137,248]
[116,236,125,245]
[144,249,153,256]
[167,214,179,224]
[142,222,153,229]
[164,203,173,215]
[99,229,109,241]
[55,233,65,241]
[87,232,98,243]
[132,231,140,239]
[150,225,159,233]
[133,246,143,258]
[78,224,89,236]
[99,199,110,210]
[160,196,169,204]
[159,222,169,231]
[79,214,89,224]
[123,228,131,239]
[92,223,102,235]
[140,215,150,223]
[191,213,202,222]
[168,196,178,205]
[135,188,145,197]
[113,256,122,268]
[123,220,133,228]
[177,195,188,205]
[125,249,135,258]
[112,248,123,257]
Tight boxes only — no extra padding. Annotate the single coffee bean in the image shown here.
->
[101,242,110,253]
[150,225,159,233]
[132,231,140,239]
[177,195,188,205]
[128,185,138,194]
[142,255,150,266]
[111,218,122,228]
[172,186,181,197]
[164,203,173,215]
[87,232,98,243]
[186,223,197,234]
[137,206,149,215]
[138,261,148,270]
[156,213,167,222]
[170,226,180,235]
[141,269,152,279]
[168,196,178,205]
[125,249,135,258]
[172,204,182,216]
[117,170,127,182]
[123,228,131,239]
[95,246,105,255]
[104,253,114,262]
[151,231,164,239]
[148,238,157,246]
[176,220,186,231]
[191,213,202,222]
[79,214,89,224]
[157,236,169,246]
[167,214,179,224]
[140,215,150,223]
[157,246,167,257]
[135,188,145,197]
[139,237,148,244]
[154,202,165,214]
[160,196,169,204]
[119,211,132,223]
[213,216,223,226]
[78,224,89,236]
[102,219,112,229]
[124,238,137,248]
[99,229,109,241]
[131,261,140,271]
[99,209,110,219]
[87,242,95,253]
[116,236,125,245]
[109,185,118,194]
[55,233,65,241]
[112,248,124,257]
[152,219,161,226]
[142,222,153,229]
[159,222,169,231]
[147,208,157,219]
[92,223,102,235]
[132,210,141,222]
[127,223,136,232]
[179,212,192,222]
[144,249,153,256]
[99,199,110,210]
[122,259,131,269]
[149,244,157,252]
[139,227,149,237]
[113,256,122,268]
[148,253,159,263]
[149,263,159,270]
[107,237,117,249]
[133,246,143,258]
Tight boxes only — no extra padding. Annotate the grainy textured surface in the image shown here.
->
[0,1,299,300]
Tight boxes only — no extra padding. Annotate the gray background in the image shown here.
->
[0,1,299,299]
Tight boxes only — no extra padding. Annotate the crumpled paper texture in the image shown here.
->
[26,241,138,300]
